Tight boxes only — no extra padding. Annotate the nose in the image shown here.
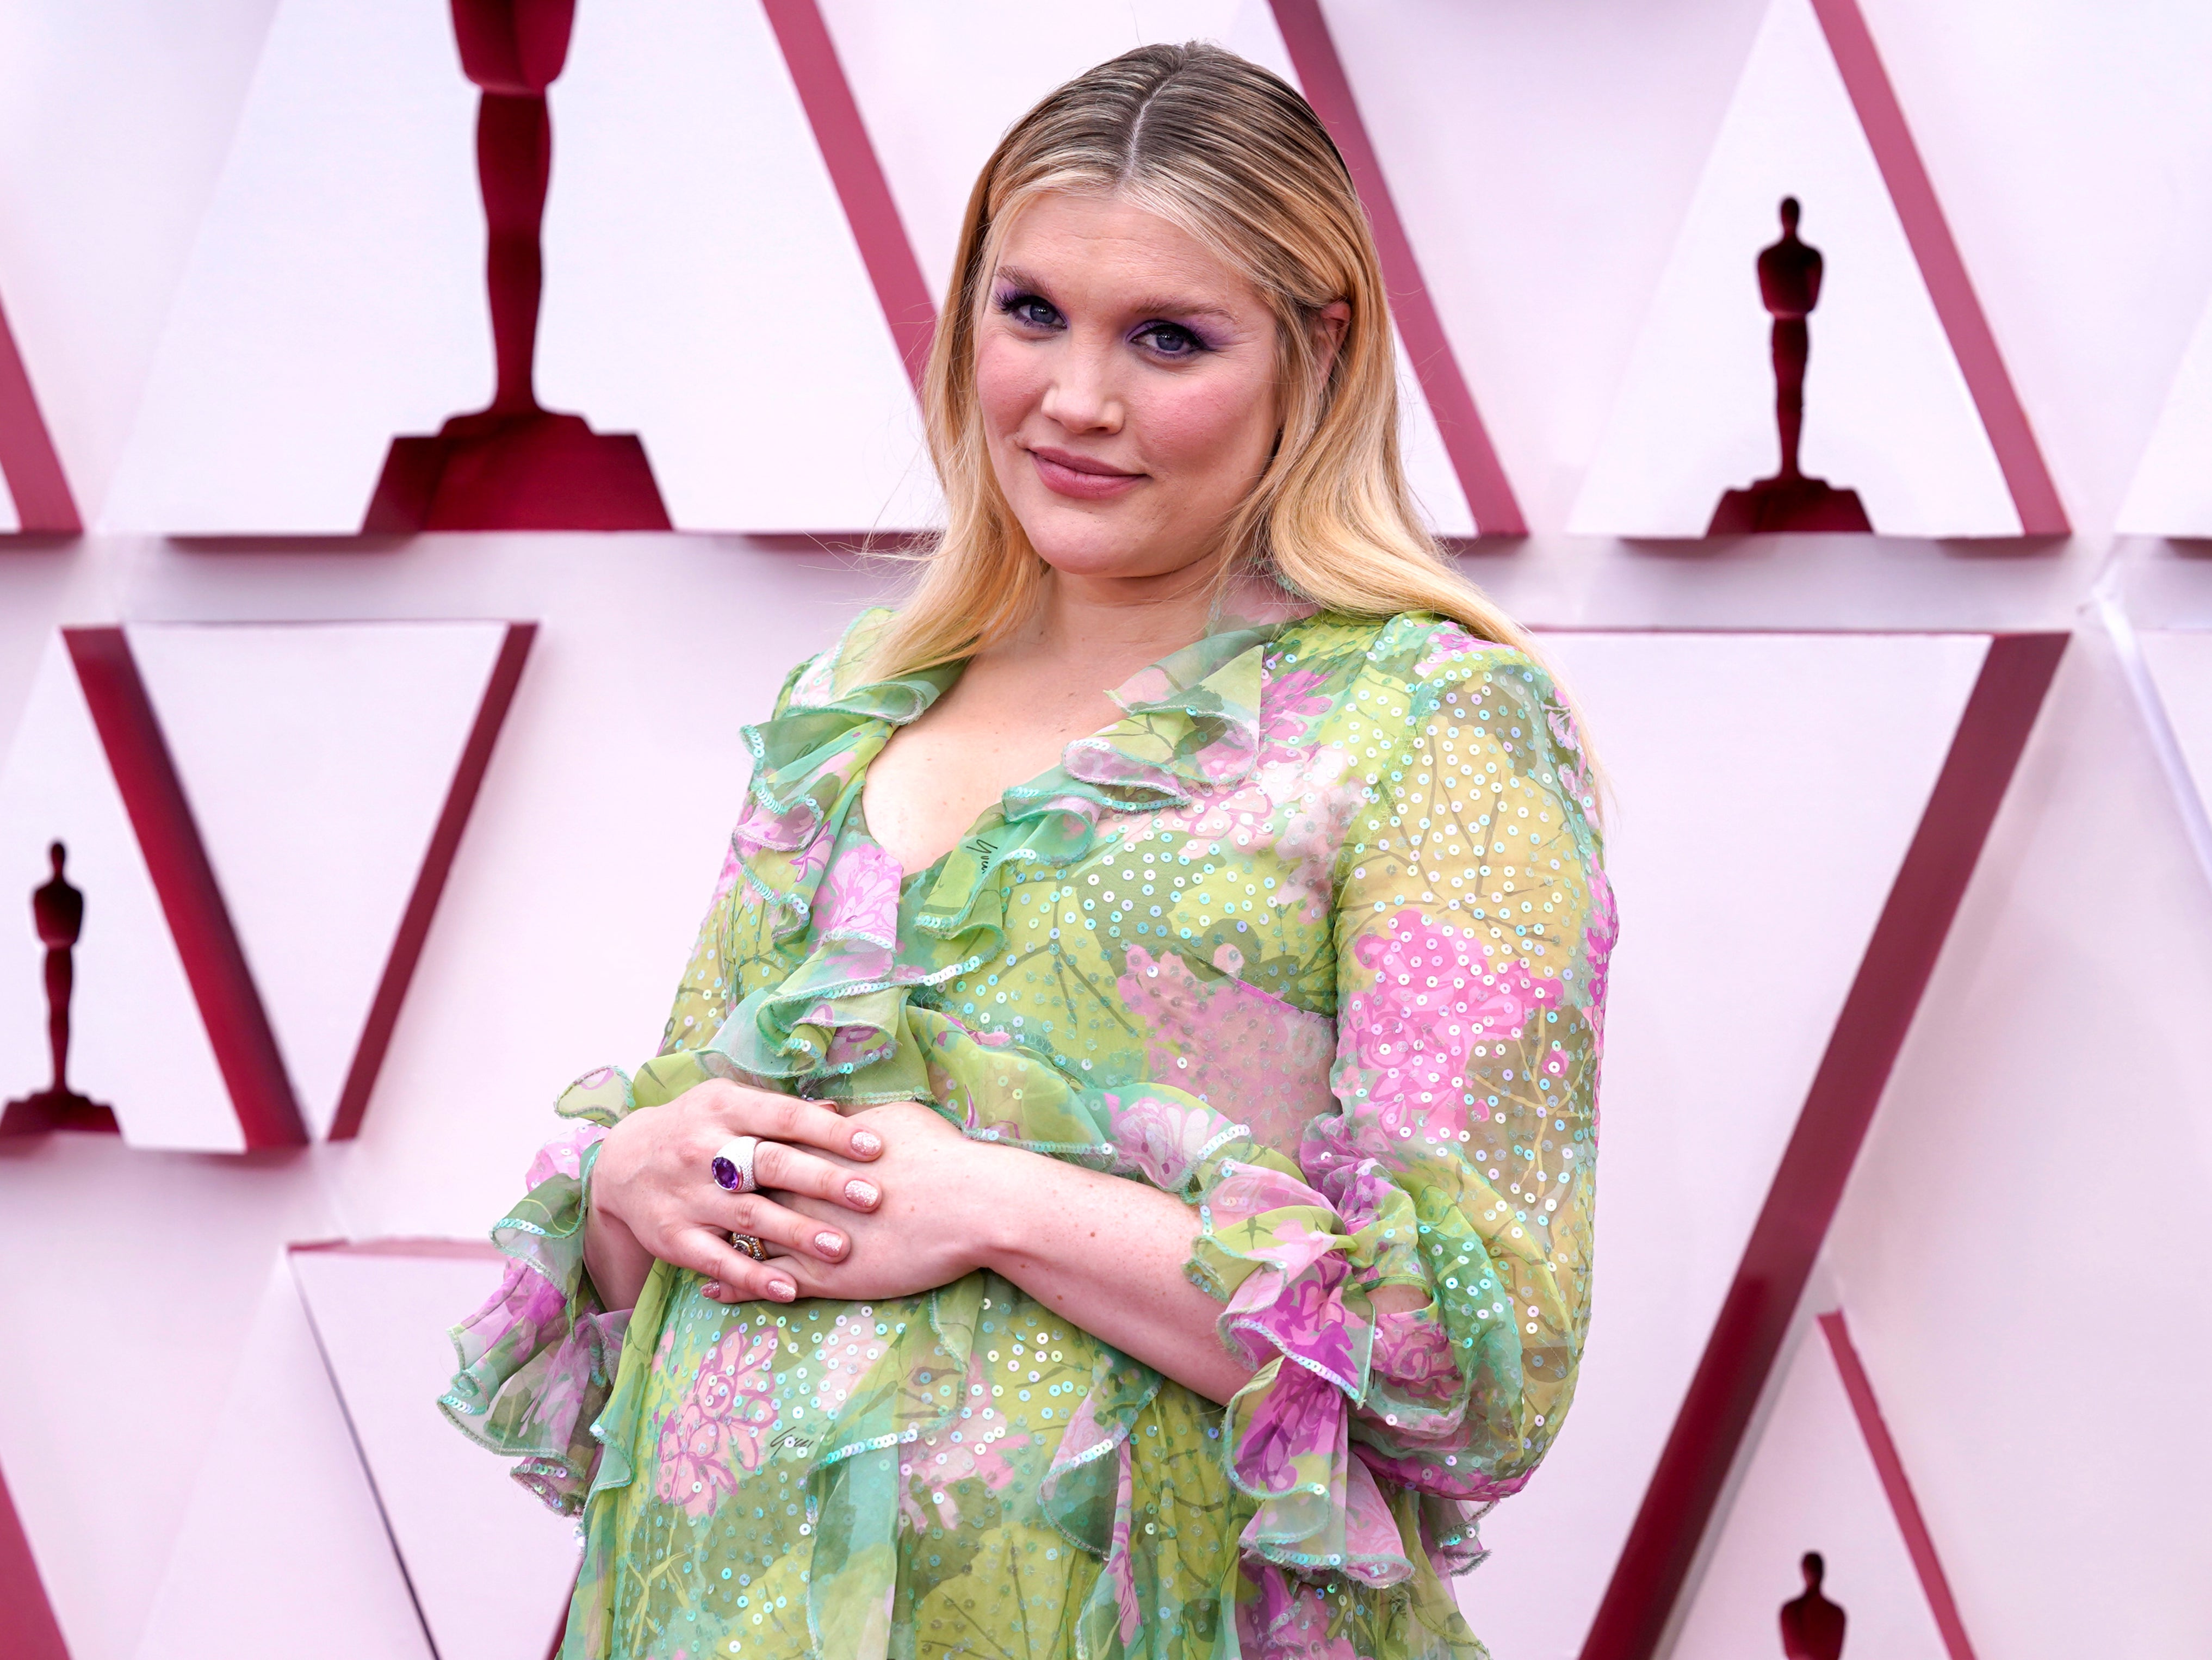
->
[1037,333,1123,436]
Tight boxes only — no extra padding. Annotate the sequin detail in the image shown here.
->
[444,609,1611,1660]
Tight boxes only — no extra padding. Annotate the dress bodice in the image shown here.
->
[442,605,1614,1660]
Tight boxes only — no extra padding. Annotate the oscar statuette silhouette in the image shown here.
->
[1,843,117,1136]
[1779,1552,1848,1660]
[364,0,671,531]
[1709,197,1872,534]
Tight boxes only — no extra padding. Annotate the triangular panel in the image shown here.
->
[130,621,516,1139]
[1455,631,1988,1658]
[0,2,276,524]
[2120,300,2212,534]
[1570,0,2016,537]
[2134,629,2212,816]
[535,0,934,533]
[1670,1317,1951,1660]
[99,0,488,532]
[291,1243,580,1660]
[131,1258,436,1660]
[0,635,239,1149]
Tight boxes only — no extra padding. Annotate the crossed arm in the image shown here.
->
[583,1081,1256,1405]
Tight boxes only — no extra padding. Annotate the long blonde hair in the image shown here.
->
[869,40,1539,680]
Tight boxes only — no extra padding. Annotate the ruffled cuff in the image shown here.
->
[1191,1152,1529,1587]
[439,1083,637,1516]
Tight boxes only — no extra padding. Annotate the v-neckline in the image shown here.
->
[826,609,1293,908]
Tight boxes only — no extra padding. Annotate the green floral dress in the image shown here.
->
[441,605,1613,1660]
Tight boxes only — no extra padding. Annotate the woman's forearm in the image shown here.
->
[974,1151,1254,1405]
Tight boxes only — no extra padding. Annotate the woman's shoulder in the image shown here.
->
[1273,609,1552,699]
[773,606,901,716]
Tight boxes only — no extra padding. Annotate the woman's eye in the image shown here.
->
[999,293,1061,330]
[1136,323,1205,358]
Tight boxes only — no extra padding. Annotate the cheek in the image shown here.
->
[975,334,1045,438]
[1136,371,1276,479]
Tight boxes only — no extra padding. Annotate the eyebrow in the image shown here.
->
[993,264,1241,326]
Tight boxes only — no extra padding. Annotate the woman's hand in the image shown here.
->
[584,1079,889,1310]
[735,1101,1015,1305]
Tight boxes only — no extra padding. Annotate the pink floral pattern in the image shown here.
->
[1340,910,1564,1141]
[1116,946,1335,1155]
[814,841,901,945]
[450,608,1609,1660]
[652,1324,778,1520]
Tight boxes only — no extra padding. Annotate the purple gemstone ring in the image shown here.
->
[710,1135,761,1195]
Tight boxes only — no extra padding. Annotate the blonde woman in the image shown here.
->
[443,42,1613,1660]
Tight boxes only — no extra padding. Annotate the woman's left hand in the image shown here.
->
[703,1101,1011,1304]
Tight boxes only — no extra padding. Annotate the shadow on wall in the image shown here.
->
[0,839,117,1136]
[364,0,670,532]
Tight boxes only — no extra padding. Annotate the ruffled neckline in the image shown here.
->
[703,607,1289,1100]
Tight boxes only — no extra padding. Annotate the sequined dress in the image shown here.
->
[440,606,1614,1660]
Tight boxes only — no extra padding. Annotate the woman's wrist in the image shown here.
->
[959,1139,1052,1279]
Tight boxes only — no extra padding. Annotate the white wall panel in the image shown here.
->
[537,0,935,533]
[129,621,510,1138]
[0,0,278,522]
[1670,1322,1949,1660]
[0,1136,342,1660]
[290,1245,580,1660]
[1322,0,1767,534]
[0,635,240,1149]
[1571,0,2016,537]
[1827,631,2212,1660]
[96,0,486,533]
[1860,0,2212,537]
[129,1258,437,1660]
[1459,631,1985,1658]
[2120,308,2212,534]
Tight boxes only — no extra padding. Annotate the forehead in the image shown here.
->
[994,191,1261,312]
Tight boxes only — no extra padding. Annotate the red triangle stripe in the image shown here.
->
[328,622,535,1139]
[1580,631,2066,1660]
[1270,0,1525,536]
[763,0,939,395]
[1819,1311,1981,1660]
[64,627,305,1148]
[1809,0,2067,534]
[0,289,78,535]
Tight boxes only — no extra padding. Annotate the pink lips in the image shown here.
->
[1027,445,1144,501]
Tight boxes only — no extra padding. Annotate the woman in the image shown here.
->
[442,42,1612,1660]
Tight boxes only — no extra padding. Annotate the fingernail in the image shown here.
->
[845,1179,879,1208]
[850,1130,882,1156]
[769,1279,796,1302]
[702,1281,722,1299]
[815,1231,845,1258]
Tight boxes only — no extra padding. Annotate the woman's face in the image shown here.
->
[975,191,1286,588]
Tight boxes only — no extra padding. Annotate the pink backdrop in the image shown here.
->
[4,4,2211,1659]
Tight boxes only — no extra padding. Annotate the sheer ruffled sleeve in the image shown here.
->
[438,1069,639,1514]
[437,648,836,1514]
[1189,618,1614,1584]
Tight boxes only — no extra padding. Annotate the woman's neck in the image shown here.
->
[999,560,1226,682]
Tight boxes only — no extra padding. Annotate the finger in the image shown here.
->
[755,1141,882,1212]
[714,1191,853,1264]
[675,1226,797,1304]
[703,1083,883,1161]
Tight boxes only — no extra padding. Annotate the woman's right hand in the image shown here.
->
[583,1079,888,1310]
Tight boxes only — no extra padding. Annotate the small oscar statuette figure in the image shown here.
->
[1779,1551,1848,1660]
[365,0,671,531]
[1,842,117,1136]
[1708,197,1873,534]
